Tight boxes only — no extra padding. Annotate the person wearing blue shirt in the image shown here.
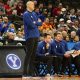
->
[0,18,2,35]
[72,42,80,76]
[36,33,52,76]
[50,31,72,76]
[1,17,11,35]
[73,42,80,50]
[23,1,42,77]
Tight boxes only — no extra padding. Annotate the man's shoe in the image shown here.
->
[53,73,58,76]
[68,73,72,77]
[45,74,53,80]
[45,73,51,77]
[57,74,63,77]
[22,75,27,79]
[53,73,63,77]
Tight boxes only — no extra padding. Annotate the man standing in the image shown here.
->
[23,1,42,76]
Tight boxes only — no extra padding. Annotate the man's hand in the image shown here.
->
[45,53,49,56]
[73,50,78,54]
[64,53,71,58]
[38,19,41,22]
[3,24,7,27]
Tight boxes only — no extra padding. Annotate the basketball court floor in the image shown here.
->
[0,75,80,80]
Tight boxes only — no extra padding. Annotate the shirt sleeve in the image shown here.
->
[36,43,45,56]
[50,43,64,56]
[23,12,37,29]
[32,12,42,26]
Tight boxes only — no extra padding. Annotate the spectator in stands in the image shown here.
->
[62,31,68,40]
[42,0,49,6]
[33,0,37,6]
[39,17,55,38]
[57,18,65,28]
[49,17,55,28]
[66,42,80,76]
[5,32,15,45]
[65,35,70,42]
[71,20,79,31]
[66,20,73,33]
[70,31,77,41]
[1,16,12,35]
[39,3,44,14]
[47,3,53,17]
[76,9,80,21]
[35,7,41,17]
[9,0,17,7]
[39,8,48,22]
[73,35,79,42]
[0,17,2,23]
[0,2,5,15]
[20,25,24,35]
[14,30,25,41]
[76,29,80,40]
[11,2,17,15]
[7,23,16,33]
[36,33,52,76]
[69,9,77,21]
[54,0,61,6]
[39,18,53,32]
[67,35,76,51]
[35,7,45,22]
[12,9,17,15]
[16,1,25,16]
[4,0,16,15]
[0,18,2,36]
[57,8,68,22]
[57,18,67,31]
[52,3,63,17]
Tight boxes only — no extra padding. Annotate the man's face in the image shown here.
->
[45,35,52,43]
[74,21,79,26]
[55,34,63,42]
[39,3,43,8]
[0,18,2,23]
[45,18,49,23]
[7,32,14,40]
[28,2,35,11]
[3,17,8,23]
[71,31,76,38]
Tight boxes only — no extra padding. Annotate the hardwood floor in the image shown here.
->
[0,78,21,80]
[0,76,80,80]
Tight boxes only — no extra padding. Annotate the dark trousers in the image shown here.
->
[62,55,80,75]
[23,38,38,76]
[61,56,72,75]
[36,55,53,75]
[53,56,63,74]
[73,55,80,75]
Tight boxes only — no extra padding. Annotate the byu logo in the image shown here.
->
[6,54,21,70]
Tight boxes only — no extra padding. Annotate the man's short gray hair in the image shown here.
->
[26,1,34,7]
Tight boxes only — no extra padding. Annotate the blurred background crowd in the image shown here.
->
[0,0,80,45]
